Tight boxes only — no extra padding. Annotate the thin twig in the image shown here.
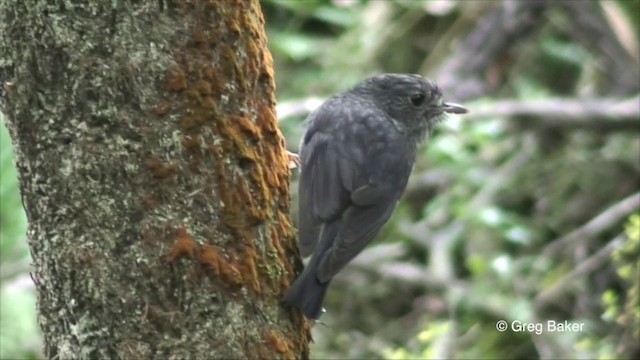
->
[542,192,640,257]
[535,234,624,306]
[467,97,640,131]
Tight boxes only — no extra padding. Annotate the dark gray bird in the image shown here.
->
[282,74,467,319]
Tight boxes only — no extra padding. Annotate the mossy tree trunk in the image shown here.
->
[0,1,309,358]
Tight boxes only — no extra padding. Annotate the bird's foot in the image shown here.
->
[287,150,301,169]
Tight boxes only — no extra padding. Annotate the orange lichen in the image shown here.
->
[141,194,157,210]
[262,47,275,71]
[181,134,201,151]
[208,144,223,157]
[264,330,291,355]
[206,24,223,46]
[180,113,207,131]
[166,66,187,92]
[198,244,243,287]
[213,116,262,163]
[206,68,226,96]
[248,166,272,207]
[180,117,198,131]
[149,102,172,117]
[186,89,202,103]
[218,43,236,65]
[270,212,297,291]
[238,243,261,294]
[244,40,260,82]
[200,96,216,110]
[192,26,207,45]
[164,227,267,292]
[154,0,301,305]
[225,19,241,39]
[166,228,198,263]
[218,176,266,229]
[217,43,244,86]
[201,64,216,80]
[277,212,295,239]
[251,156,269,183]
[147,158,178,179]
[256,105,278,135]
[234,115,261,140]
[195,79,212,95]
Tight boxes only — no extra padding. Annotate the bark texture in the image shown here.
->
[0,1,309,358]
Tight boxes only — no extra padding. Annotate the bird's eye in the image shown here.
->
[410,93,426,106]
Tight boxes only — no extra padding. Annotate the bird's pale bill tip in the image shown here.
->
[443,102,469,114]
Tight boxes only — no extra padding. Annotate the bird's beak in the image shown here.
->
[442,102,468,114]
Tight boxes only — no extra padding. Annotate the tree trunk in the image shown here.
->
[0,1,309,358]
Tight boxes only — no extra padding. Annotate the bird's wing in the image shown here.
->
[316,200,397,282]
[297,101,400,258]
[297,131,353,257]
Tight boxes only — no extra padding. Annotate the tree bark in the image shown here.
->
[0,1,309,358]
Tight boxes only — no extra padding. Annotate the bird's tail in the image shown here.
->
[282,221,339,319]
[281,264,330,319]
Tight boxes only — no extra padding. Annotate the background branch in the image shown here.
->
[469,97,640,131]
[543,192,640,257]
[279,96,640,133]
[536,234,625,306]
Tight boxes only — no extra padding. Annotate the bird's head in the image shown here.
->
[352,74,467,139]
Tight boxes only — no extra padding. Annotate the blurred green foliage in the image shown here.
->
[1,113,38,359]
[0,117,27,256]
[602,215,640,354]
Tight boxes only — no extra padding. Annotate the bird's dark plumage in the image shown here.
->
[282,74,467,319]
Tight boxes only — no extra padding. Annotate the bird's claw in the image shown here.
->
[287,151,301,169]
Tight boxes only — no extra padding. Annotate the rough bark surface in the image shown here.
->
[0,1,309,358]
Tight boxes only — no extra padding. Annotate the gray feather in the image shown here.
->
[316,201,397,282]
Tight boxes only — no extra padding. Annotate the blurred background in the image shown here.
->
[1,0,639,359]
